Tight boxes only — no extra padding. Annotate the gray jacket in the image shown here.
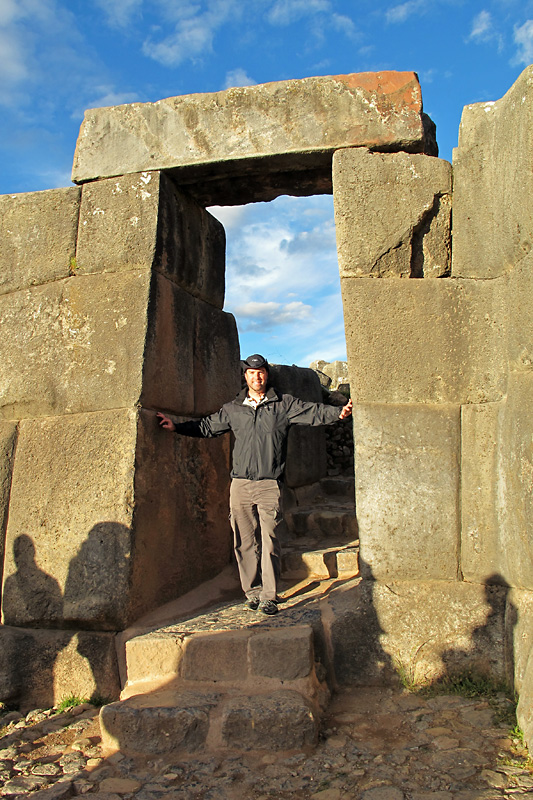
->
[174,386,342,481]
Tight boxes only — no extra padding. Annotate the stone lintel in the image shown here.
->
[72,72,434,205]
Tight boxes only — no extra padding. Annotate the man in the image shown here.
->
[158,354,353,616]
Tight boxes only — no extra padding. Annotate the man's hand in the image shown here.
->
[157,412,176,432]
[339,399,353,420]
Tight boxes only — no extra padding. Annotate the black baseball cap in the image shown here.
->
[242,353,269,370]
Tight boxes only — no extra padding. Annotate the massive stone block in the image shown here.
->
[0,625,120,710]
[341,276,508,404]
[72,72,433,205]
[127,409,233,622]
[0,422,17,591]
[0,269,239,421]
[0,187,80,296]
[1,410,138,630]
[0,271,152,420]
[329,578,507,687]
[354,403,460,581]
[452,65,533,279]
[333,149,452,278]
[1,408,233,630]
[76,172,226,308]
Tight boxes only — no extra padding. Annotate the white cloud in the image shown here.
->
[223,68,256,89]
[233,300,313,330]
[267,0,330,26]
[143,0,240,66]
[385,0,424,24]
[513,19,533,64]
[469,10,493,40]
[209,204,248,230]
[467,9,504,50]
[94,0,143,28]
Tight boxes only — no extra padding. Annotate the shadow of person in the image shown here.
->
[2,534,63,628]
[63,522,130,700]
[440,573,516,687]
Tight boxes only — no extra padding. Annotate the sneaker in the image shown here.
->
[244,597,260,611]
[258,599,279,615]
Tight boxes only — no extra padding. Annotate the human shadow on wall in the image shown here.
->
[1,525,126,708]
[438,574,517,690]
[2,534,63,627]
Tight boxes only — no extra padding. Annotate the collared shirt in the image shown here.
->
[243,393,267,409]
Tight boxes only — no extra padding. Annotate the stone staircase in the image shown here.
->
[282,475,358,581]
[99,475,358,757]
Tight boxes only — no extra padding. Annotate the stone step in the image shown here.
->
[122,622,322,699]
[282,542,359,580]
[285,507,358,540]
[320,475,355,499]
[100,687,319,756]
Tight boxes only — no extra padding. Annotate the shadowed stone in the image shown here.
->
[72,72,434,205]
[100,690,217,755]
[77,172,226,308]
[0,625,120,709]
[181,632,249,682]
[249,626,313,680]
[221,690,318,749]
[2,408,233,630]
[0,422,17,590]
[329,579,507,687]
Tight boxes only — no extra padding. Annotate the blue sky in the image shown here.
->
[1,0,532,366]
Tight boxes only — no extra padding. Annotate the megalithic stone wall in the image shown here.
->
[332,146,512,684]
[0,172,240,708]
[451,65,533,746]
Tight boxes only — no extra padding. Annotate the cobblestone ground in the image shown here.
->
[1,686,532,800]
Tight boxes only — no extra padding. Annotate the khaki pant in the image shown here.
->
[230,478,283,602]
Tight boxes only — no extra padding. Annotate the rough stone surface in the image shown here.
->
[0,268,239,421]
[0,685,528,799]
[329,579,507,686]
[0,422,17,591]
[0,625,120,709]
[99,690,216,754]
[461,401,505,584]
[452,65,533,279]
[354,403,460,581]
[130,408,233,621]
[517,644,533,750]
[72,72,431,205]
[0,187,80,296]
[0,271,151,420]
[191,294,241,416]
[333,149,452,278]
[508,587,533,695]
[341,276,508,404]
[123,631,186,689]
[220,690,318,750]
[1,408,234,648]
[181,632,249,682]
[1,410,137,630]
[495,372,533,591]
[249,626,313,680]
[76,172,226,308]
